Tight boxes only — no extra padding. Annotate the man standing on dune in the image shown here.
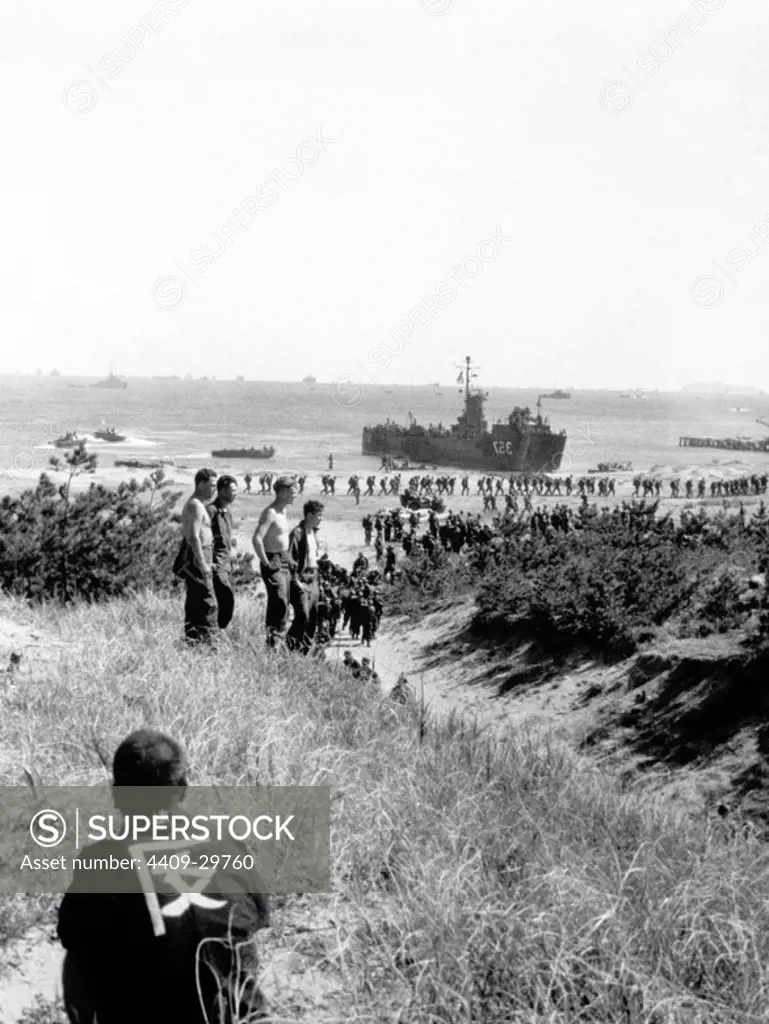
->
[173,468,218,645]
[252,475,297,647]
[207,474,237,631]
[286,500,324,655]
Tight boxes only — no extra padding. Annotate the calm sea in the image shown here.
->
[1,376,768,482]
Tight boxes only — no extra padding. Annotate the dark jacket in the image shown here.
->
[206,499,234,575]
[287,523,319,578]
[58,836,269,1024]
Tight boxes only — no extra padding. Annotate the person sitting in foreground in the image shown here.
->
[57,728,270,1024]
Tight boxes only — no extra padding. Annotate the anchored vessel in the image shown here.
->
[361,357,568,472]
[91,373,128,389]
[211,445,276,459]
[542,388,571,400]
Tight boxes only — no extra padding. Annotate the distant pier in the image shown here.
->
[678,436,769,452]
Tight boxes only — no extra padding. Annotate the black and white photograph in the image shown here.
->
[2,0,769,1021]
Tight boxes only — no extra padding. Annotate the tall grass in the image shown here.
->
[1,593,769,1022]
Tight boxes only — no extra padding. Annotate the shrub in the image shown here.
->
[0,457,183,604]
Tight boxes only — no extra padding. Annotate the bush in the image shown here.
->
[474,502,697,653]
[467,500,769,655]
[0,459,182,604]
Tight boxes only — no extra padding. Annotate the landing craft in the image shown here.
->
[361,356,568,472]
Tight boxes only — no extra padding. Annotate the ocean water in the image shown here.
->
[0,376,768,482]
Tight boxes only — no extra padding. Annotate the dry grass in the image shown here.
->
[1,591,769,1022]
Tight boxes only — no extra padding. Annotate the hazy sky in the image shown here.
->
[3,0,769,389]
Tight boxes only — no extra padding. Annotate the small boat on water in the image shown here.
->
[211,445,276,459]
[589,461,633,473]
[94,427,127,443]
[54,431,84,449]
[303,375,317,385]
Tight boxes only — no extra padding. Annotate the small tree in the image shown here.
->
[49,442,98,505]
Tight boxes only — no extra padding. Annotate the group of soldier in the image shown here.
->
[361,506,494,559]
[632,473,769,499]
[232,467,769,521]
[243,471,308,495]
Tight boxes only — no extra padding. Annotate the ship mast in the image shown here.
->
[455,355,481,408]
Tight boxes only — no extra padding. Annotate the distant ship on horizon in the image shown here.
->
[542,388,571,400]
[91,373,127,389]
[303,374,317,385]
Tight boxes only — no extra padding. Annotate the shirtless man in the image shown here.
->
[175,468,217,644]
[252,474,298,647]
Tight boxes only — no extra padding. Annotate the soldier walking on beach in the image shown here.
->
[328,453,334,470]
[286,500,324,655]
[251,475,298,647]
[384,544,396,582]
[207,474,237,630]
[174,468,218,645]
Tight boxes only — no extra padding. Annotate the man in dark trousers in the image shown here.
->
[251,475,298,647]
[207,475,237,630]
[173,468,218,644]
[286,500,324,654]
[57,729,270,1024]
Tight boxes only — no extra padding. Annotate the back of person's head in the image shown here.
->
[112,729,188,814]
[273,474,296,494]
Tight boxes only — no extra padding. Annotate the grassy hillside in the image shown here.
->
[1,594,769,1022]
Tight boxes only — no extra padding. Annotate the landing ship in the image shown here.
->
[361,357,568,472]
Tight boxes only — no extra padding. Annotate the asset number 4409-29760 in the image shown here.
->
[492,441,515,455]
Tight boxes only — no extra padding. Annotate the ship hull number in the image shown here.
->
[492,441,515,455]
